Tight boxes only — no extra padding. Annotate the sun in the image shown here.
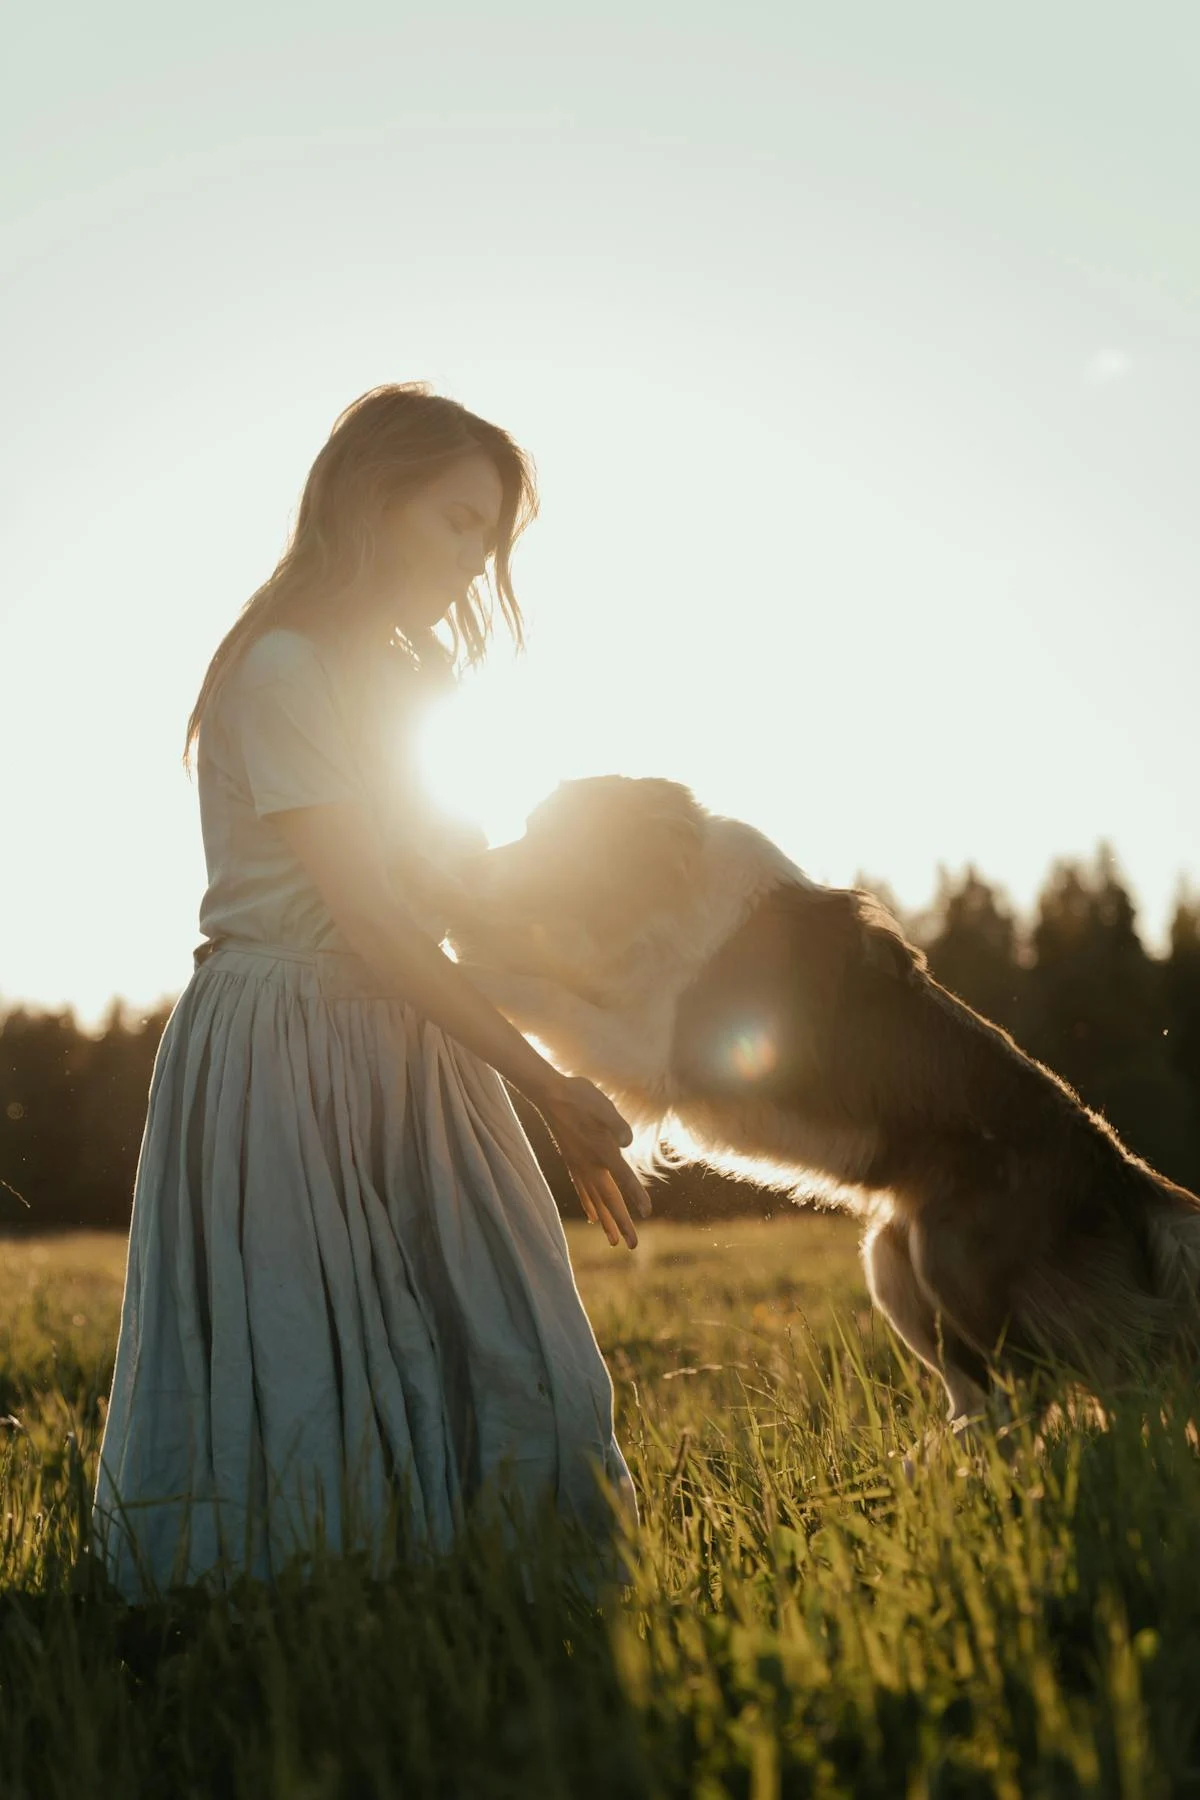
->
[413,671,568,849]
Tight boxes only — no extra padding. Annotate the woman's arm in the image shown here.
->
[272,799,651,1248]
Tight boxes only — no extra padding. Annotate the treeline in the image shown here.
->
[2,846,1198,1234]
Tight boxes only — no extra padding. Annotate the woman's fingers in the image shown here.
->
[586,1126,653,1222]
[574,1173,623,1246]
[613,1149,654,1221]
[597,1197,627,1249]
[591,1187,634,1249]
[538,1076,651,1249]
[570,1163,636,1249]
[594,1168,640,1250]
[571,1138,651,1243]
[575,1181,600,1225]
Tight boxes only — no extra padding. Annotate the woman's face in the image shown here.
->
[374,451,504,631]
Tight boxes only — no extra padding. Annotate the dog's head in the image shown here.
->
[448,775,707,985]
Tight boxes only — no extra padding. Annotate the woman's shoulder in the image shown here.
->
[231,627,331,694]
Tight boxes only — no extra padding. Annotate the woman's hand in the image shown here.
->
[532,1074,653,1251]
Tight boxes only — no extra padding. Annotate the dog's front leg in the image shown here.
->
[864,1216,993,1425]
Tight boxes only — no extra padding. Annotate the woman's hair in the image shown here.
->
[184,383,538,768]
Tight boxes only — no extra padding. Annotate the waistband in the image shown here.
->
[192,936,404,1001]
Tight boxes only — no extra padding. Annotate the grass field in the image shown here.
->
[2,1215,1198,1798]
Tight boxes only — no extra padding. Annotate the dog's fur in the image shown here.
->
[449,776,1200,1424]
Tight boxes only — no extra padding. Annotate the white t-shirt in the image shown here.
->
[196,628,480,952]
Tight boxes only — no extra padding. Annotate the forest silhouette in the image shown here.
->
[3,846,1199,1232]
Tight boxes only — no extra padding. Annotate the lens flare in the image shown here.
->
[724,1020,779,1083]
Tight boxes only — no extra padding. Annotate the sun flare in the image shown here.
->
[413,676,569,849]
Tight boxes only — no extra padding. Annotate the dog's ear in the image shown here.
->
[623,784,706,901]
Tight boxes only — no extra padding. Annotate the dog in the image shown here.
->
[447,775,1200,1428]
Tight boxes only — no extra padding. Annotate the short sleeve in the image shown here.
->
[231,632,362,817]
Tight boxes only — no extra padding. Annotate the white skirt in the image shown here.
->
[92,940,635,1597]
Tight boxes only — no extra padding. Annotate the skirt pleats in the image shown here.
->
[92,944,634,1596]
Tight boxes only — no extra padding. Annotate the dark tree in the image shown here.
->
[1165,889,1200,1128]
[1020,847,1199,1183]
[0,1001,169,1234]
[922,865,1025,1034]
[0,1007,91,1230]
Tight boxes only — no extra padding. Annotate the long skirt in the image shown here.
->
[92,940,635,1598]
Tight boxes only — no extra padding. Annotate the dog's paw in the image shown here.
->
[894,1410,993,1482]
[892,1425,944,1482]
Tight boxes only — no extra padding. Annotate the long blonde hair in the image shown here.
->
[184,383,538,769]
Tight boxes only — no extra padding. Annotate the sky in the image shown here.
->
[3,1,1198,1028]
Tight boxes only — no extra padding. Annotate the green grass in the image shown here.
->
[2,1215,1199,1798]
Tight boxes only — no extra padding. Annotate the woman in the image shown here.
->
[92,383,650,1598]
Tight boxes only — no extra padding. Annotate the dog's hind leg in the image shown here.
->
[863,1214,992,1425]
